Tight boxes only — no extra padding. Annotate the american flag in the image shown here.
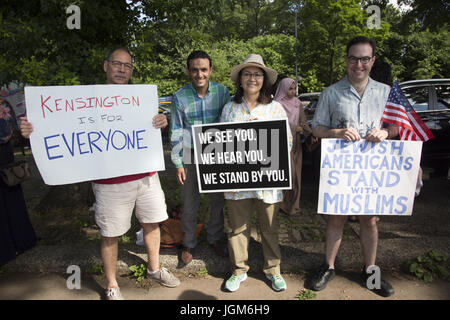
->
[381,81,434,141]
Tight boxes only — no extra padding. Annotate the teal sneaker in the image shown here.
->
[225,273,247,292]
[266,274,287,291]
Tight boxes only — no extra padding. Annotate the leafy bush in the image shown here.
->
[297,289,317,300]
[129,264,147,283]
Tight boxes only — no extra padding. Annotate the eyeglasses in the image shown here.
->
[242,72,264,80]
[108,60,133,70]
[347,56,373,65]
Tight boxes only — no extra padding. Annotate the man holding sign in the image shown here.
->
[309,37,397,297]
[20,47,180,300]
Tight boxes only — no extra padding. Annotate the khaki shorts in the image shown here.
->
[92,173,168,237]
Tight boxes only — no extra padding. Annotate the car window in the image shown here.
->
[402,86,429,111]
[434,84,450,110]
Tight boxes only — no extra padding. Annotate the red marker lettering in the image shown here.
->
[103,96,113,107]
[55,99,62,111]
[66,99,74,111]
[86,97,95,108]
[111,95,121,106]
[76,97,86,109]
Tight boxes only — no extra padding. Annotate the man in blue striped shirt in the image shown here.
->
[170,50,231,264]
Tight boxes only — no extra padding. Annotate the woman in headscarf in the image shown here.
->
[274,78,315,215]
[220,54,292,293]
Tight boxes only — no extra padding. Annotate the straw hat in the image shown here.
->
[230,54,278,85]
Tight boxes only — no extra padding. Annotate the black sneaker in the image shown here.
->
[361,267,395,297]
[308,264,335,291]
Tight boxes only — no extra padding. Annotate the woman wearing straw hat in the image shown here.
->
[220,54,292,292]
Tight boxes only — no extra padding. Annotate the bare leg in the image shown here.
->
[101,236,119,289]
[142,223,161,272]
[358,216,378,268]
[325,215,347,268]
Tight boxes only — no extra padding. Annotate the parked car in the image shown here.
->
[158,96,172,115]
[399,79,450,173]
[300,93,322,174]
[304,96,320,121]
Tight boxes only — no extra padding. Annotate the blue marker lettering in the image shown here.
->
[61,132,75,157]
[403,156,413,170]
[111,130,127,150]
[390,141,404,155]
[76,131,89,155]
[136,130,147,149]
[395,196,408,214]
[323,193,339,213]
[44,134,63,160]
[327,170,340,185]
[87,131,102,153]
[100,129,112,151]
[386,171,400,187]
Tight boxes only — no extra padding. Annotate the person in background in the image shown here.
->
[170,50,231,265]
[0,98,37,267]
[274,78,315,215]
[309,36,396,297]
[220,54,292,292]
[19,47,180,300]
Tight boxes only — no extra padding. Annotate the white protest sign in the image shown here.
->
[24,84,165,185]
[318,139,422,215]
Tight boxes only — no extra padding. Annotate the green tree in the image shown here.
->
[2,0,447,95]
[376,3,449,81]
[403,28,450,79]
[399,0,449,32]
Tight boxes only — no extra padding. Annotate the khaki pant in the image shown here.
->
[227,198,281,276]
